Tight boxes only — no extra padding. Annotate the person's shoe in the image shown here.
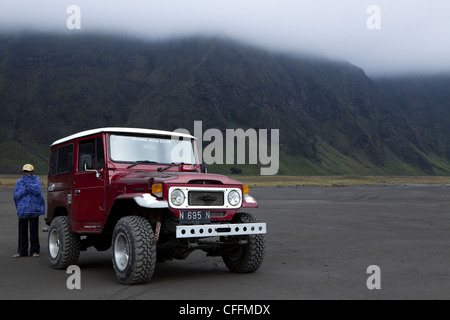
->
[13,253,22,258]
[32,253,40,257]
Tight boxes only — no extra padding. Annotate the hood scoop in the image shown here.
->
[188,179,223,185]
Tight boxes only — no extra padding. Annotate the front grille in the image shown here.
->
[188,191,224,206]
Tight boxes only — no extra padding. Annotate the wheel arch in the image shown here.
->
[104,198,162,235]
[46,206,69,226]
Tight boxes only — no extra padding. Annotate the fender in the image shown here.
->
[241,193,258,208]
[116,193,169,209]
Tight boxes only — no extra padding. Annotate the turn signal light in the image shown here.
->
[242,185,250,194]
[151,184,163,198]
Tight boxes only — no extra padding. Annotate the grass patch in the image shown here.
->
[236,175,450,188]
[1,174,450,189]
[0,175,48,188]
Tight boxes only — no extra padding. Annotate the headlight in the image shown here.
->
[171,189,185,206]
[228,190,241,206]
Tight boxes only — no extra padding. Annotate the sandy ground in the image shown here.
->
[1,185,449,300]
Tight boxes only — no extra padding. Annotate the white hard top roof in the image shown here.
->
[51,127,196,146]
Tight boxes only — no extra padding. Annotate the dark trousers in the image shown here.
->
[18,217,40,256]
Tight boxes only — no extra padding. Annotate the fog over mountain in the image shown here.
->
[1,0,450,76]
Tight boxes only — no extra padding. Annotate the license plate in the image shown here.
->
[179,210,211,224]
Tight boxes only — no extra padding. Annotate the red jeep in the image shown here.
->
[45,127,266,284]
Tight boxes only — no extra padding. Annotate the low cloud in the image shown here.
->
[1,0,450,76]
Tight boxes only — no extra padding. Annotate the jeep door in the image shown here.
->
[72,136,107,231]
[47,143,74,225]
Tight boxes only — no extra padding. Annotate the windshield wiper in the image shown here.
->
[157,162,184,172]
[127,160,158,169]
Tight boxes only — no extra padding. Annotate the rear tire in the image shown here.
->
[48,216,81,269]
[222,212,265,273]
[112,216,156,285]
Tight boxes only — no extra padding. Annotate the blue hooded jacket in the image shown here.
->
[14,175,45,217]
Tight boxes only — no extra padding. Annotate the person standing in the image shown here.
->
[13,164,45,258]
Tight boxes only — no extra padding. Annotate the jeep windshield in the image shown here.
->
[109,134,197,166]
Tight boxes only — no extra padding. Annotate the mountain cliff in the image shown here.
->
[0,34,449,175]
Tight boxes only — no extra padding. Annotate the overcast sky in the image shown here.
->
[1,0,450,76]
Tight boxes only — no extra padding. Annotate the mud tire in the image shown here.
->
[222,212,266,273]
[112,216,156,285]
[48,216,81,269]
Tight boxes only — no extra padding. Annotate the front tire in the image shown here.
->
[48,216,81,269]
[112,216,156,285]
[222,212,266,273]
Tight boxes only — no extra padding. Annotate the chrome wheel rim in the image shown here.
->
[49,229,60,259]
[114,232,129,271]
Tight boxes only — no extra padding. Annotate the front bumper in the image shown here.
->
[176,222,267,238]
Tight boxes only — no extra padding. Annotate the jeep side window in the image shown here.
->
[51,144,74,175]
[78,137,105,171]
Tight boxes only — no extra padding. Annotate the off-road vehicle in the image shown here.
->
[45,127,266,284]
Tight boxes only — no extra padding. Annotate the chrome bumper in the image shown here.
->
[176,223,267,239]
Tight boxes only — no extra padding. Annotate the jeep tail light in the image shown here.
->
[151,184,163,198]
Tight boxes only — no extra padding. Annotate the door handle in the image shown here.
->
[75,189,81,195]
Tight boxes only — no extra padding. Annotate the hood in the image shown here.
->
[111,171,242,188]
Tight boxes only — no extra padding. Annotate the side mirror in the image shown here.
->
[84,163,100,179]
[80,154,93,169]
